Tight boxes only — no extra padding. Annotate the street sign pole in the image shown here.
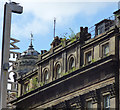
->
[0,2,23,109]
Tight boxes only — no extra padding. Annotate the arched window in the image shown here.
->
[69,57,75,70]
[44,70,49,84]
[56,64,61,79]
[24,82,29,93]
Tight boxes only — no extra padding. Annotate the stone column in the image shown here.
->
[77,44,81,68]
[17,83,21,97]
[96,89,101,110]
[49,59,54,81]
[62,51,67,73]
[38,65,42,86]
[79,95,85,110]
[80,47,83,67]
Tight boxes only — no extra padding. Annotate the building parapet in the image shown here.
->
[37,25,118,65]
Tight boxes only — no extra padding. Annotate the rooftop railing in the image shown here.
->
[88,15,115,38]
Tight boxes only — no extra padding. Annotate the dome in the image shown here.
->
[13,38,40,77]
[21,41,40,57]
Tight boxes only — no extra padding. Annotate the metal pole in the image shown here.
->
[0,2,23,109]
[54,17,56,38]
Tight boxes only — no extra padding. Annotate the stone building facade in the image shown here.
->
[9,9,120,110]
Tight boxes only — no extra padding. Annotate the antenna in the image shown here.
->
[54,17,56,38]
[118,1,120,9]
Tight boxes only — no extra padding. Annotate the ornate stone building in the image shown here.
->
[9,9,120,110]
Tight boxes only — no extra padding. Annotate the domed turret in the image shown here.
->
[21,39,39,57]
[13,34,40,77]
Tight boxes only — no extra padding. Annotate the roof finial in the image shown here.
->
[29,32,33,48]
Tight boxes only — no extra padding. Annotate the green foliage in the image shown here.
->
[62,71,69,76]
[69,67,76,73]
[16,95,19,98]
[69,28,77,43]
[60,28,77,46]
[72,66,76,71]
[81,64,85,68]
[26,78,29,81]
[40,82,45,86]
[60,36,67,47]
[24,92,27,95]
[70,36,77,43]
[106,53,109,57]
[62,67,77,76]
[32,77,38,89]
[28,88,34,92]
[16,94,19,98]
[91,59,95,63]
[69,28,75,38]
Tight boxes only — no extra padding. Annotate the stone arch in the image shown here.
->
[42,68,50,84]
[54,61,62,79]
[68,54,76,70]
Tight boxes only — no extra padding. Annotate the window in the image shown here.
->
[104,95,110,110]
[56,64,61,78]
[102,43,109,57]
[98,26,104,35]
[86,51,92,64]
[96,22,105,35]
[69,57,75,70]
[24,83,29,92]
[87,100,93,110]
[44,70,49,84]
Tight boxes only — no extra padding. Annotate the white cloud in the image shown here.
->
[18,2,109,21]
[11,18,50,38]
[0,0,118,78]
[10,2,111,38]
[0,0,118,40]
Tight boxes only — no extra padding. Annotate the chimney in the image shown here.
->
[41,50,47,55]
[80,27,83,32]
[84,27,88,33]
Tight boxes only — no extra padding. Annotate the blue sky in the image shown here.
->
[0,0,119,66]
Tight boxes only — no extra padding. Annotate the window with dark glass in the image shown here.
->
[24,83,29,92]
[96,20,113,36]
[87,100,93,110]
[86,51,92,64]
[56,64,61,78]
[69,57,75,70]
[102,43,109,57]
[98,26,104,35]
[104,95,110,110]
[44,70,49,84]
